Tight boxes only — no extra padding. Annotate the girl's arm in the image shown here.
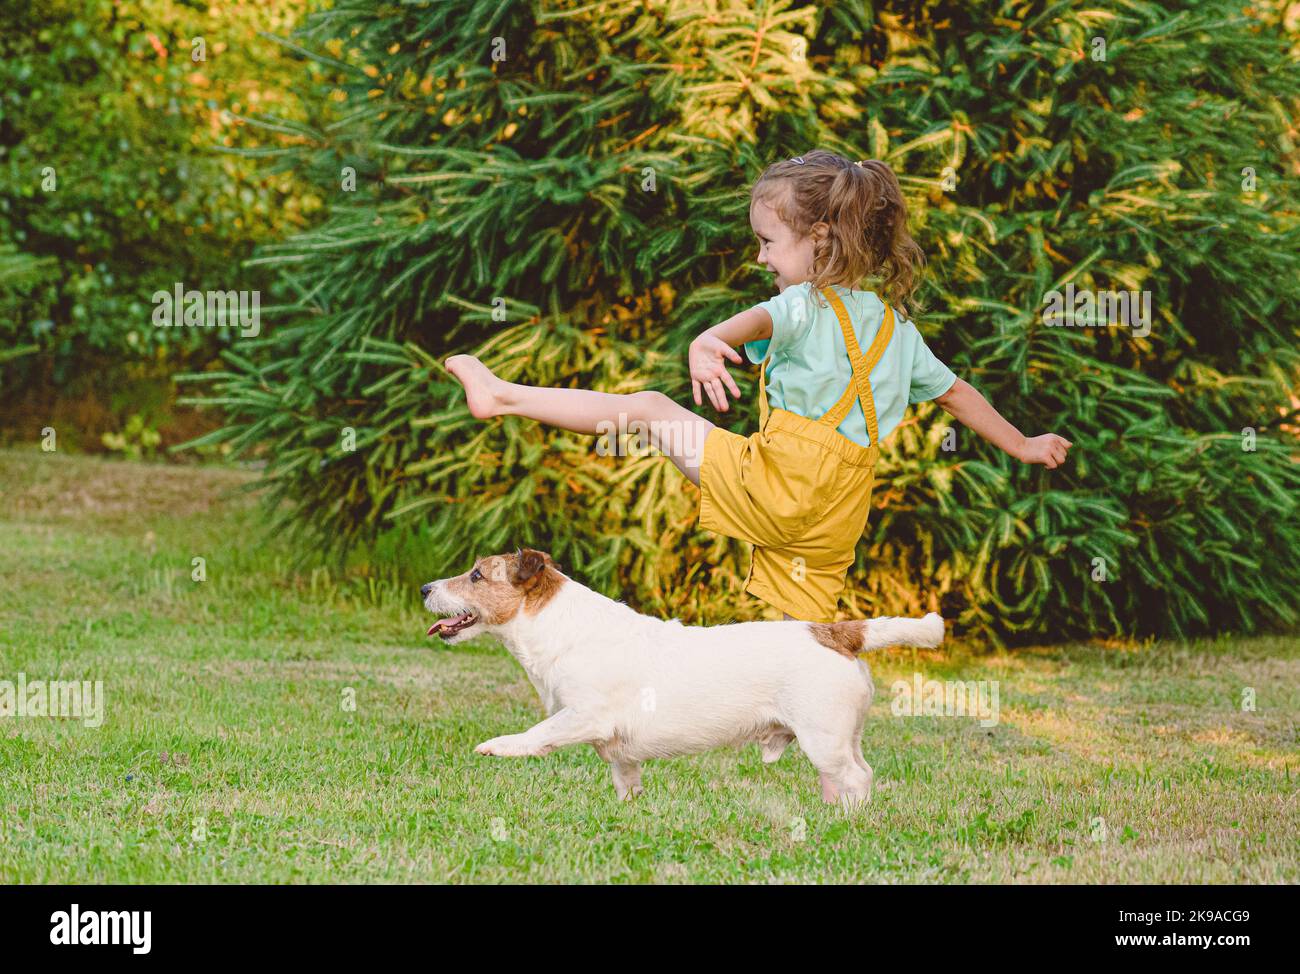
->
[688,306,772,412]
[933,378,1072,468]
[697,305,772,347]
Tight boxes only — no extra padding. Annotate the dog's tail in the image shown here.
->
[847,612,945,653]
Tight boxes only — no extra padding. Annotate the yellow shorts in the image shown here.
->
[698,407,878,622]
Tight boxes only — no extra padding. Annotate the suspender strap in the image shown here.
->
[757,288,895,447]
[819,288,894,446]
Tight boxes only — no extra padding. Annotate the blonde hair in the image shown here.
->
[750,149,926,318]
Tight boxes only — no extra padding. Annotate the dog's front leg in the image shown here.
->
[609,760,643,801]
[475,707,602,758]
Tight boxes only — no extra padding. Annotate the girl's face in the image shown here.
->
[750,196,827,293]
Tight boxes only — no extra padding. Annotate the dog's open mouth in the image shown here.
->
[427,611,478,639]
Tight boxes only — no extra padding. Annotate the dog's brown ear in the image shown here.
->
[513,547,551,585]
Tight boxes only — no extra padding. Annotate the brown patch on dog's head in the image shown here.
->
[509,547,565,616]
[807,620,864,659]
[434,547,565,628]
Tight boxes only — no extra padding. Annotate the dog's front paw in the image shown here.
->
[475,734,534,757]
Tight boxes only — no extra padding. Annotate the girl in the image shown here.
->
[445,150,1071,623]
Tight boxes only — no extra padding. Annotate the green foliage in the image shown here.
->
[0,244,56,375]
[101,412,162,459]
[0,0,317,408]
[184,0,1300,644]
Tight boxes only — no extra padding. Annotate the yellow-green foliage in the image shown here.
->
[0,0,321,392]
[184,1,1300,644]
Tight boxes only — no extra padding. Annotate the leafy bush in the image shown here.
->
[185,0,1300,644]
[0,0,319,445]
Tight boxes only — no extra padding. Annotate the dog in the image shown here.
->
[420,547,945,807]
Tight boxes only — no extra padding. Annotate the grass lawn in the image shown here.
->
[0,448,1295,883]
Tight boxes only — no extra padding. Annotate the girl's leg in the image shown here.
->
[445,355,717,486]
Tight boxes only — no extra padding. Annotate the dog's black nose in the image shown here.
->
[420,583,433,597]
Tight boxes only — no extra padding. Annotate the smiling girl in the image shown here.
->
[445,149,1070,622]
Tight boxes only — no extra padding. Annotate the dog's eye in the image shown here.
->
[470,568,483,582]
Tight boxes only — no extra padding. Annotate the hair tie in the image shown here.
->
[791,156,805,164]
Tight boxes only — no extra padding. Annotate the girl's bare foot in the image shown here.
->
[445,354,508,419]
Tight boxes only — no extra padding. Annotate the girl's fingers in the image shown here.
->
[711,378,729,411]
[692,379,702,406]
[721,369,742,400]
[723,345,744,364]
[705,379,722,412]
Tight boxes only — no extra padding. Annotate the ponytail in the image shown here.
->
[750,151,926,318]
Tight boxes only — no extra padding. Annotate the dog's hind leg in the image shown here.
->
[818,771,840,803]
[834,764,873,809]
[827,714,874,808]
[759,725,796,764]
[848,739,875,806]
[850,710,872,776]
[609,760,644,801]
[795,723,873,809]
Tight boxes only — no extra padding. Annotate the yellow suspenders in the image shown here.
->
[758,289,896,448]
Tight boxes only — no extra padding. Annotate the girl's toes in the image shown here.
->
[444,354,474,378]
[444,355,503,419]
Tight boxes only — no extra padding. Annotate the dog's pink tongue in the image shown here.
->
[426,621,444,636]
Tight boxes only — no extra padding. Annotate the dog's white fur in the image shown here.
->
[422,548,944,807]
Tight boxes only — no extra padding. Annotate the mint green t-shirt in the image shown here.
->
[743,282,957,448]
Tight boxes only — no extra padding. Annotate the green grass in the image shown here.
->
[1,448,1296,883]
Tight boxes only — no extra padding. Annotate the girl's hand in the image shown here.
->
[689,334,744,412]
[1017,433,1073,468]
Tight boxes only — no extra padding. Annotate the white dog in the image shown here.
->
[421,547,944,807]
